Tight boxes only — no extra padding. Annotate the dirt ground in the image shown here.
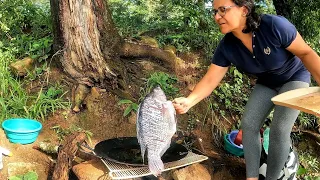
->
[0,99,246,180]
[0,54,247,180]
[1,49,320,179]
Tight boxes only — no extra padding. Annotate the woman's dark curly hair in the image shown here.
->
[232,0,261,33]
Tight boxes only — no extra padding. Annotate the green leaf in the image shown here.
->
[118,99,133,105]
[123,106,133,117]
[132,103,139,111]
[297,167,307,175]
[23,171,38,180]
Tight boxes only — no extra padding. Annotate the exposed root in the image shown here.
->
[120,41,184,73]
[72,84,90,112]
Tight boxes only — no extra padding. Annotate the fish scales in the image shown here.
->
[137,86,176,176]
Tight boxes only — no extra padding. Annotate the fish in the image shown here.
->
[136,86,176,176]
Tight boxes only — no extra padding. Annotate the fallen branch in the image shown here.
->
[292,129,320,144]
[52,132,86,180]
[205,150,246,168]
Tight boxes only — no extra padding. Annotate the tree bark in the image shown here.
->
[50,0,182,108]
[50,0,64,52]
[50,0,123,88]
[52,132,86,180]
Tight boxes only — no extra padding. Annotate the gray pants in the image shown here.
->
[241,81,309,179]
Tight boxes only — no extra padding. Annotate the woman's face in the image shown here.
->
[213,0,247,34]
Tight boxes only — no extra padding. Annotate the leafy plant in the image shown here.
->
[119,72,178,118]
[298,113,318,129]
[118,99,139,117]
[0,0,52,61]
[50,125,93,143]
[25,61,49,81]
[142,72,179,100]
[255,0,276,14]
[24,86,71,121]
[302,176,320,180]
[109,0,223,57]
[297,152,320,178]
[0,51,70,121]
[212,67,252,115]
[287,0,320,54]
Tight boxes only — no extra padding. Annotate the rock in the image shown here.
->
[72,159,111,180]
[0,139,52,180]
[10,57,34,76]
[73,159,142,180]
[172,163,211,180]
[73,84,90,112]
[211,167,238,180]
[7,162,49,180]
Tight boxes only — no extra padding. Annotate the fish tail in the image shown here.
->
[148,155,164,176]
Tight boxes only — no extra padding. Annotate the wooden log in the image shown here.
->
[205,150,246,168]
[52,132,86,180]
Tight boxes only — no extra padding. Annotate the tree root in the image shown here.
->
[120,41,184,73]
[72,84,90,112]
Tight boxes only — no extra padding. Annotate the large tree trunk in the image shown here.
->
[50,0,181,111]
[51,0,122,88]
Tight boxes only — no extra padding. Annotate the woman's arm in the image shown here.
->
[187,64,229,106]
[286,32,320,85]
[173,64,228,114]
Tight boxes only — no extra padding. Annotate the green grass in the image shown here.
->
[0,51,70,122]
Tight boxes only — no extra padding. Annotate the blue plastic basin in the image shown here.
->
[228,130,244,149]
[2,118,42,144]
[224,131,244,157]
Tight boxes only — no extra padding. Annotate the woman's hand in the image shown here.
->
[172,97,193,114]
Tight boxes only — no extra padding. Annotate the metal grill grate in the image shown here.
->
[100,152,208,179]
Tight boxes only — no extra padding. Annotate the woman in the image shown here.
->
[173,0,320,179]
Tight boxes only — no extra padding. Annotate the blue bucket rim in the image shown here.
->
[2,118,42,133]
[225,133,243,149]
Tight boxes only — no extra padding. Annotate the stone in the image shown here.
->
[172,163,211,180]
[72,159,111,180]
[7,162,48,180]
[212,167,237,180]
[10,57,34,76]
[72,159,145,180]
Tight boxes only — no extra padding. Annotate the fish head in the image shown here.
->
[150,86,167,102]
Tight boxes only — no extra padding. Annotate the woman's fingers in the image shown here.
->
[172,97,185,104]
[172,97,189,114]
